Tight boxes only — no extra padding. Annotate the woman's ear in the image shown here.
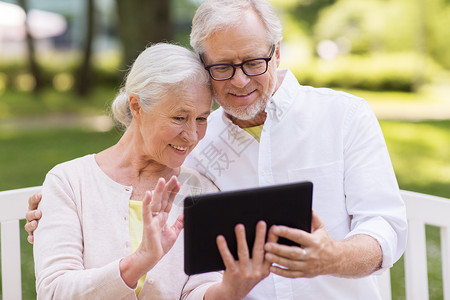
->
[129,93,142,123]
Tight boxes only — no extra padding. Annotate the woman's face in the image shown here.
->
[137,82,212,169]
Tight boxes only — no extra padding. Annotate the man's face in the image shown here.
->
[201,11,280,125]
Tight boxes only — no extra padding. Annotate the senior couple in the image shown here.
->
[26,0,407,299]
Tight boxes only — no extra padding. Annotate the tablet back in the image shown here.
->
[183,181,313,275]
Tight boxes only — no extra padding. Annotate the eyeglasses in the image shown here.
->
[202,45,276,81]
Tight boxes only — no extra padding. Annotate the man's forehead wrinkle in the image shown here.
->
[206,46,267,63]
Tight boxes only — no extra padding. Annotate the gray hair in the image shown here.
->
[111,43,210,127]
[190,0,283,54]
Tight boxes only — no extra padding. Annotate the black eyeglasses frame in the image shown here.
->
[201,44,276,81]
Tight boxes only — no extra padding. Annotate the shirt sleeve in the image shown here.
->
[342,100,408,271]
[34,171,136,300]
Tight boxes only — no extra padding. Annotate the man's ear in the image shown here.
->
[275,41,281,68]
[129,93,142,123]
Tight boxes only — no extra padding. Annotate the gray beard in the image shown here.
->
[216,96,266,121]
[214,85,276,121]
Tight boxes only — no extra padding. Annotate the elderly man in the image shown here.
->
[27,0,407,299]
[184,0,407,299]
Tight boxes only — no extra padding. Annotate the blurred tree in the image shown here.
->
[313,0,407,54]
[76,0,95,96]
[423,0,450,69]
[115,0,172,68]
[313,0,450,68]
[171,0,199,47]
[17,0,43,93]
[271,0,338,34]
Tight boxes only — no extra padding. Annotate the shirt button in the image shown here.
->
[148,279,154,285]
[261,170,266,176]
[124,216,127,221]
[125,187,131,192]
[125,242,129,248]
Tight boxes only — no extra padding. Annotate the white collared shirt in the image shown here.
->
[185,69,407,299]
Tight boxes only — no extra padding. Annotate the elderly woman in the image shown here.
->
[33,43,270,300]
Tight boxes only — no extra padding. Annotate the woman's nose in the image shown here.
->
[181,124,198,142]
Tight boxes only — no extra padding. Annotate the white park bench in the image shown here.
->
[1,187,449,300]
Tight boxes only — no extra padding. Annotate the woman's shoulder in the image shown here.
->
[47,154,96,177]
[178,166,219,195]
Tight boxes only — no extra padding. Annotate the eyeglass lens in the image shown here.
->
[210,59,268,80]
[207,45,275,80]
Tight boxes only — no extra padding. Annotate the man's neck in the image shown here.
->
[226,111,266,128]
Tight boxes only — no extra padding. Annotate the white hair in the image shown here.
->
[190,0,283,54]
[111,43,210,127]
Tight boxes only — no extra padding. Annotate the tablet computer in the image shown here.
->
[183,181,313,275]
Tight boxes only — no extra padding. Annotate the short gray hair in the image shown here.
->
[111,43,210,127]
[190,0,283,54]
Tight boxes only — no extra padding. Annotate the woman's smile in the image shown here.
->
[169,144,188,153]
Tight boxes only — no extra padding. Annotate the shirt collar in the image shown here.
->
[265,68,298,122]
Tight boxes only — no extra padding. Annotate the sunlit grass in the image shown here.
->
[380,120,450,198]
[0,86,117,118]
[0,128,122,191]
[343,88,445,104]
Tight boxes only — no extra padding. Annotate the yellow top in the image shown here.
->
[243,124,264,142]
[129,200,146,295]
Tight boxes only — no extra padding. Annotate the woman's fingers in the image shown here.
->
[171,213,184,236]
[161,176,180,214]
[150,178,166,213]
[142,191,153,225]
[141,175,180,232]
[150,176,180,215]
